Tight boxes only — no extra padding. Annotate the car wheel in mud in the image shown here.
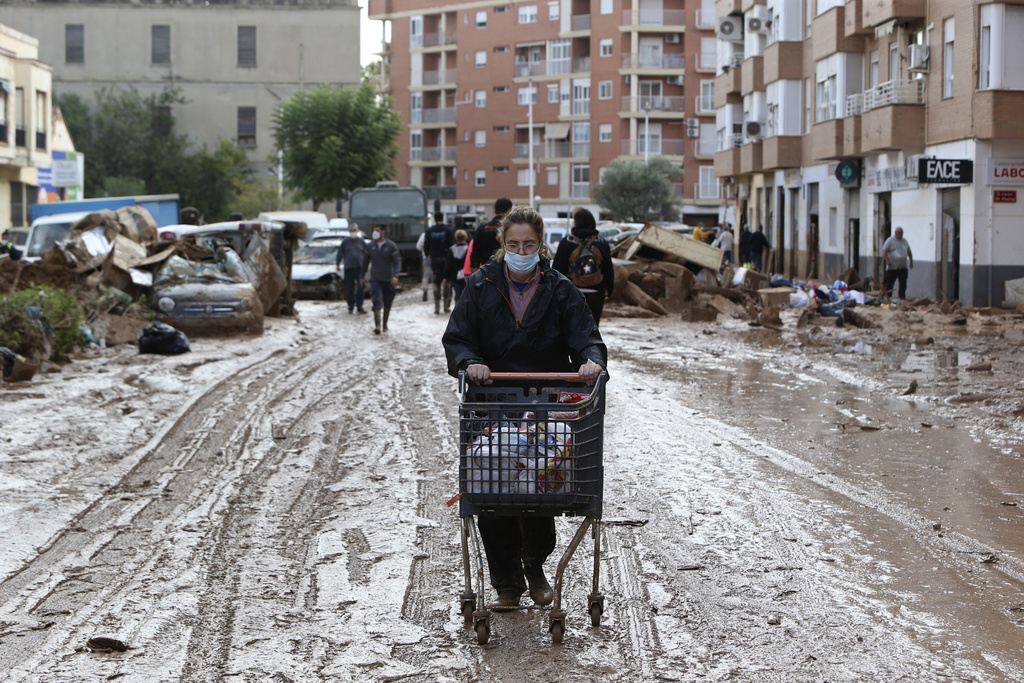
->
[589,603,602,627]
[550,620,565,644]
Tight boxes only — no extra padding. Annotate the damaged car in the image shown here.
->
[292,232,355,300]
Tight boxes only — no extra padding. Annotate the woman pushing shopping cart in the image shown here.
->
[442,204,607,644]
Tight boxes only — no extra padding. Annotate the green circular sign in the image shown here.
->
[835,160,859,184]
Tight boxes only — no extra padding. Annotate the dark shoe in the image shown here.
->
[348,308,354,314]
[496,590,521,607]
[525,565,553,606]
[382,307,390,332]
[373,310,381,334]
[357,308,366,314]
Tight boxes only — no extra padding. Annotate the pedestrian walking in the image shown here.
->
[442,204,606,608]
[425,212,455,314]
[468,197,512,273]
[713,223,734,263]
[416,231,430,302]
[335,223,367,314]
[442,229,470,305]
[738,223,752,266]
[881,226,914,300]
[748,225,770,271]
[553,207,615,327]
[364,224,402,334]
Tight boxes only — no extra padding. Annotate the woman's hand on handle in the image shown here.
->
[466,363,492,385]
[579,360,603,386]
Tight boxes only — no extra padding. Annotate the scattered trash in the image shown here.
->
[85,637,129,652]
[677,564,702,571]
[901,379,919,396]
[767,616,782,625]
[137,322,191,355]
[966,362,992,372]
[980,554,998,564]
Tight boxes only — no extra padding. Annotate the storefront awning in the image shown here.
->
[544,122,571,139]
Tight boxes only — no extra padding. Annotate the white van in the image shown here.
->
[258,211,330,241]
[23,211,91,262]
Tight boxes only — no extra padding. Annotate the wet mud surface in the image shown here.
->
[1,295,1023,681]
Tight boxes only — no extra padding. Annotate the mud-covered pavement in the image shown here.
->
[1,293,1023,682]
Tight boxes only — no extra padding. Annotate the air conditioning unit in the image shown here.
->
[746,121,762,138]
[665,32,681,44]
[667,75,684,86]
[746,17,765,34]
[718,16,744,42]
[686,118,700,138]
[909,44,930,72]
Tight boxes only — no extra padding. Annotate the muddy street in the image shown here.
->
[1,294,1023,681]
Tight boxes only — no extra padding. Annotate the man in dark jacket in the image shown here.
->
[552,208,615,327]
[335,223,368,314]
[363,224,402,334]
[748,225,770,271]
[425,212,455,314]
[738,223,752,266]
[468,197,512,272]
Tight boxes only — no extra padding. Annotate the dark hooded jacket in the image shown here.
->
[552,226,615,298]
[441,257,607,377]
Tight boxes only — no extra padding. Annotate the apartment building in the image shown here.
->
[1,23,79,229]
[2,0,362,177]
[368,0,725,222]
[714,0,1024,306]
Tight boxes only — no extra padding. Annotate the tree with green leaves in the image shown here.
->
[273,82,402,210]
[591,156,683,223]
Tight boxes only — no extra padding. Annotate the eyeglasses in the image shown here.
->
[504,241,540,255]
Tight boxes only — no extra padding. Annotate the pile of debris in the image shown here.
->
[606,223,884,330]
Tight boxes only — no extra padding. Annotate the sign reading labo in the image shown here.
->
[918,158,973,184]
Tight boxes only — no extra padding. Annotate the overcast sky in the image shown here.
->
[360,5,385,67]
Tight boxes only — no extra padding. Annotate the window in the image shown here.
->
[152,25,170,64]
[573,121,590,156]
[476,51,487,68]
[698,167,718,199]
[0,90,7,143]
[598,81,612,99]
[980,24,991,90]
[494,125,510,133]
[888,42,898,82]
[699,80,715,112]
[494,166,510,173]
[518,87,537,105]
[35,91,47,149]
[494,85,511,93]
[547,167,558,185]
[65,25,84,64]
[11,181,25,226]
[868,49,879,89]
[548,85,559,103]
[410,131,422,161]
[14,87,24,147]
[598,167,607,183]
[237,107,256,147]
[572,81,590,115]
[475,130,486,147]
[815,56,837,122]
[517,168,536,186]
[475,170,486,187]
[519,5,538,23]
[548,1,559,21]
[598,123,612,142]
[943,18,954,98]
[549,39,571,74]
[410,93,422,123]
[495,45,510,53]
[476,10,487,27]
[804,77,811,134]
[572,164,590,199]
[238,26,257,67]
[494,5,510,12]
[599,39,613,57]
[410,17,423,48]
[600,0,613,15]
[475,90,487,107]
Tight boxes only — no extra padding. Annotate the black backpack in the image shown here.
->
[568,236,604,288]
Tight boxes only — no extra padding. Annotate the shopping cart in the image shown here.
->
[454,371,607,644]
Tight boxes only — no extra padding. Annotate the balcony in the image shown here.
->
[571,14,591,31]
[740,55,763,96]
[620,9,686,27]
[695,94,715,115]
[763,41,802,84]
[573,57,591,73]
[715,68,742,105]
[810,118,844,160]
[621,138,686,156]
[739,140,763,174]
[762,135,802,170]
[698,51,717,71]
[513,143,545,159]
[812,6,864,62]
[418,146,457,163]
[695,181,721,200]
[422,185,457,200]
[714,146,741,177]
[621,95,687,114]
[973,90,1024,140]
[862,0,926,30]
[422,69,457,86]
[857,79,924,111]
[861,103,924,151]
[411,107,457,125]
[844,0,870,37]
[412,31,457,49]
[621,54,686,70]
[843,116,861,156]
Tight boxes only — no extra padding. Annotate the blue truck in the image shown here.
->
[24,194,180,261]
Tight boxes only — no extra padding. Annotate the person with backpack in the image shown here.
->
[425,212,455,314]
[441,229,470,305]
[553,208,615,327]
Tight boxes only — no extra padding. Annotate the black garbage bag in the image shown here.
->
[138,322,191,355]
[819,299,846,327]
[0,347,17,377]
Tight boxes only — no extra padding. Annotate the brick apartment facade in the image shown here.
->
[367,0,725,223]
[714,0,1024,306]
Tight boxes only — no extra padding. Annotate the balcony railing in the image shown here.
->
[422,69,457,85]
[850,79,925,113]
[420,146,457,162]
[621,95,686,113]
[572,142,590,157]
[717,133,744,152]
[695,137,716,156]
[572,99,590,115]
[422,185,457,200]
[726,52,744,69]
[418,31,457,48]
[621,54,686,70]
[15,127,26,147]
[696,181,721,200]
[411,107,457,125]
[621,9,687,26]
[573,57,591,73]
[515,61,548,77]
[695,94,715,113]
[621,138,685,156]
[699,51,717,70]
[572,14,591,31]
[548,141,572,157]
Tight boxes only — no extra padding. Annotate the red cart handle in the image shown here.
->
[487,372,584,381]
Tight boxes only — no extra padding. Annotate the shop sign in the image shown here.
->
[994,190,1017,203]
[917,158,973,184]
[835,160,860,188]
[987,158,1024,186]
[865,166,917,193]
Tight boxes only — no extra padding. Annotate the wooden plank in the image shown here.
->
[631,224,723,271]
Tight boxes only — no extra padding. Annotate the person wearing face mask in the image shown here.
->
[336,223,369,314]
[363,224,402,334]
[441,204,606,608]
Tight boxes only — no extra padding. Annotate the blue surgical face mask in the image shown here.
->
[505,252,540,275]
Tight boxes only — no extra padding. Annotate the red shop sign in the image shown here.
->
[994,190,1017,203]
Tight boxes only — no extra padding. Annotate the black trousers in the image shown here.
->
[477,516,556,595]
[884,267,909,299]
[582,290,605,327]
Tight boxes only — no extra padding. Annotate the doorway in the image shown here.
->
[874,192,891,285]
[806,183,819,279]
[939,188,961,302]
[775,186,786,273]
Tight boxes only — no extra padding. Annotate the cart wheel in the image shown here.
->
[460,598,475,624]
[589,603,602,627]
[476,620,490,644]
[550,620,565,644]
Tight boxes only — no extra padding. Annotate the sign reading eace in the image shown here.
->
[918,158,973,184]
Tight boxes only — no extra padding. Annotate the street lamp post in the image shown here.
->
[528,78,535,208]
